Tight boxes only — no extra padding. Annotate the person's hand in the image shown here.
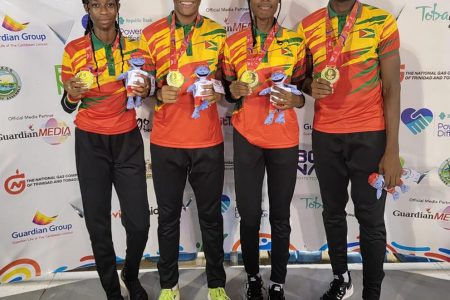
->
[311,78,333,99]
[157,85,180,103]
[131,74,151,97]
[378,149,402,189]
[63,77,88,100]
[230,81,252,99]
[200,84,220,104]
[270,86,304,110]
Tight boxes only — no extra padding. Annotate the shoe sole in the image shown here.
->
[118,273,129,300]
[342,284,354,299]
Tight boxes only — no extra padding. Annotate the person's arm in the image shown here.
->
[61,49,87,113]
[378,52,402,188]
[378,14,402,188]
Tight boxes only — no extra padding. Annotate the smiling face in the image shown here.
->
[173,0,201,22]
[84,0,119,32]
[249,0,279,20]
[196,65,210,77]
[271,72,286,83]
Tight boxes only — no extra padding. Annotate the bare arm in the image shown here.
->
[378,53,402,188]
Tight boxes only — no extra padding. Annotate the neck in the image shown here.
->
[174,11,198,25]
[330,0,356,14]
[92,27,117,44]
[255,17,274,33]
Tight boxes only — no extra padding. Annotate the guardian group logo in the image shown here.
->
[0,66,21,101]
[401,107,433,135]
[1,16,47,46]
[2,15,29,32]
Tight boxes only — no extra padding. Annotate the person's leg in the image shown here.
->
[187,143,226,288]
[233,129,265,277]
[150,143,188,289]
[264,145,298,284]
[347,131,387,300]
[112,128,150,279]
[75,128,122,299]
[312,130,350,275]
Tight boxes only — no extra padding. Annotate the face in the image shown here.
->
[173,0,201,19]
[250,0,279,20]
[84,0,119,31]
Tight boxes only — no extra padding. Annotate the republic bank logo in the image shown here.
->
[401,107,433,135]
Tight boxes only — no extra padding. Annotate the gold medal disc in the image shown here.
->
[240,70,259,88]
[321,66,340,84]
[167,70,185,88]
[75,70,94,89]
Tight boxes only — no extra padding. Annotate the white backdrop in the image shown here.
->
[0,0,449,283]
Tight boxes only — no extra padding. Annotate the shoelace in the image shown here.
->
[159,289,177,300]
[209,287,230,300]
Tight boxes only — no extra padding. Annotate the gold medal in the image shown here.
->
[240,70,259,88]
[75,70,94,89]
[167,70,185,88]
[321,66,340,84]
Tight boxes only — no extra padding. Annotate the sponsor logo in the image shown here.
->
[224,160,234,171]
[439,158,450,187]
[0,258,41,283]
[0,66,21,100]
[220,115,232,126]
[83,14,152,39]
[298,194,323,210]
[303,122,312,136]
[408,197,450,206]
[112,210,122,219]
[0,118,71,144]
[0,16,47,47]
[145,159,152,179]
[401,107,433,135]
[393,206,450,230]
[416,3,450,22]
[32,211,57,225]
[54,65,63,95]
[439,112,450,120]
[216,8,250,34]
[11,211,73,244]
[4,169,26,195]
[137,117,151,133]
[3,169,78,196]
[149,206,159,216]
[2,15,29,32]
[402,69,450,81]
[221,195,231,214]
[232,233,298,252]
[298,145,316,180]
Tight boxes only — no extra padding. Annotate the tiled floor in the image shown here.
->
[1,263,449,300]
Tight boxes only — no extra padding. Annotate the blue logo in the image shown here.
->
[401,108,433,135]
[221,195,231,214]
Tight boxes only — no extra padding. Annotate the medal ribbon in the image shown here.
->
[246,21,279,71]
[169,11,201,71]
[325,0,361,68]
[84,32,120,76]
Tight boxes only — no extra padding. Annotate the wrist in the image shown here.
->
[156,88,163,101]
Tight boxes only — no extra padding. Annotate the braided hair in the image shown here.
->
[247,0,282,47]
[82,0,125,90]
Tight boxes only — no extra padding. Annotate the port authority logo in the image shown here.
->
[0,66,21,100]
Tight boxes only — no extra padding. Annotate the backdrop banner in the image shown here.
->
[0,0,449,283]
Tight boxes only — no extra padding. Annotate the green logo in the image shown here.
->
[0,66,21,100]
[54,65,63,95]
[119,17,125,25]
[439,158,450,187]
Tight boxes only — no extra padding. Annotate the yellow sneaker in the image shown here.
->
[208,287,230,300]
[158,287,180,300]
